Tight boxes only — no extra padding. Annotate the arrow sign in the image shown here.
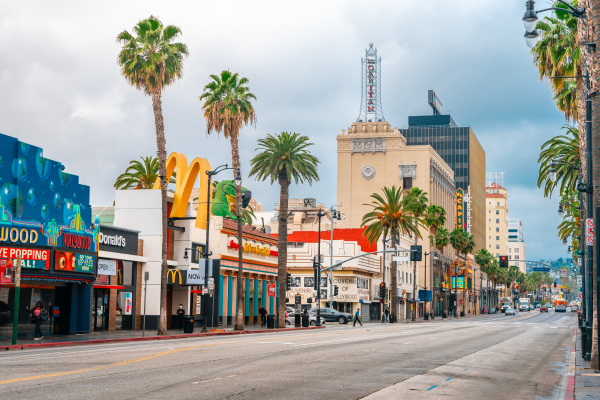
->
[533,267,550,272]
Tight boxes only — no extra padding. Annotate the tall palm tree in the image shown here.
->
[537,125,580,197]
[423,204,446,317]
[249,132,320,327]
[433,227,450,314]
[404,187,428,321]
[362,186,421,321]
[117,16,188,335]
[475,248,494,312]
[200,70,256,331]
[449,228,470,317]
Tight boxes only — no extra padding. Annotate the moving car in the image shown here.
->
[505,307,515,316]
[489,307,497,314]
[309,307,353,324]
[285,312,326,326]
[540,305,549,313]
[555,299,567,312]
[571,304,579,312]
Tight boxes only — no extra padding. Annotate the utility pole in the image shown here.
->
[11,254,22,345]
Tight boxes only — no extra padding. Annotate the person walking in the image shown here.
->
[353,308,362,327]
[176,304,185,330]
[259,306,267,327]
[384,307,390,322]
[27,301,45,340]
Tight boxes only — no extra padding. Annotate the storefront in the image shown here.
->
[0,132,97,339]
[94,225,145,331]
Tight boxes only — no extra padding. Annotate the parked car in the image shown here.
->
[540,305,549,313]
[309,307,353,324]
[505,307,515,316]
[285,312,325,326]
[489,307,497,314]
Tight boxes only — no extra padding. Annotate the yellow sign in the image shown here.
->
[456,188,464,228]
[167,269,182,285]
[243,243,271,256]
[153,152,212,229]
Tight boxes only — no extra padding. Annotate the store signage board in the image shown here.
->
[97,259,117,276]
[185,269,205,285]
[0,247,50,269]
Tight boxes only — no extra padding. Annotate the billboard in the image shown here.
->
[456,188,464,229]
[0,246,50,270]
[54,251,95,273]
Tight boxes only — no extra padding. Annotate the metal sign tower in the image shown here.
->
[357,43,384,122]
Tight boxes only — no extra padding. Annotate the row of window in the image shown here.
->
[488,209,500,214]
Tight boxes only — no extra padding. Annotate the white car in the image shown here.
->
[505,307,515,316]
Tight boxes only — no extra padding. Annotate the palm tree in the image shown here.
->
[475,248,494,312]
[449,228,471,317]
[537,125,580,197]
[404,188,428,321]
[362,186,421,321]
[249,132,320,327]
[200,70,256,331]
[433,227,450,314]
[117,16,188,335]
[115,156,176,190]
[423,204,446,317]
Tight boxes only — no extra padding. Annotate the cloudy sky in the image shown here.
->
[0,1,569,260]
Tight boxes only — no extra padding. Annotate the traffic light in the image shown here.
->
[379,282,386,301]
[410,245,422,262]
[334,285,339,296]
[554,281,557,288]
[286,272,291,290]
[499,255,508,268]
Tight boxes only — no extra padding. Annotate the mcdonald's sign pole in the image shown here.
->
[11,254,22,345]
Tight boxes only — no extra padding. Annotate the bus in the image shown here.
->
[554,299,567,312]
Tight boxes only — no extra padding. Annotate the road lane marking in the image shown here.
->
[445,378,452,381]
[193,375,237,384]
[426,385,439,391]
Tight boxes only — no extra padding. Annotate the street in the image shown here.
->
[0,311,575,399]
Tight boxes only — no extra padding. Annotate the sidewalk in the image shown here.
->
[0,324,323,351]
[573,327,600,399]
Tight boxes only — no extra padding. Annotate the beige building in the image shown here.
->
[508,218,527,273]
[486,183,509,258]
[336,121,457,318]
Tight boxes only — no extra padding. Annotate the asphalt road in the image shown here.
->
[0,310,576,400]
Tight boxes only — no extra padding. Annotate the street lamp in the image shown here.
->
[549,164,557,183]
[523,0,586,48]
[328,205,343,309]
[557,204,564,218]
[201,164,240,333]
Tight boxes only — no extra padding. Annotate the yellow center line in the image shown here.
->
[0,327,404,386]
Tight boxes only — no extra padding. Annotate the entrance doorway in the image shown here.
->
[93,290,109,331]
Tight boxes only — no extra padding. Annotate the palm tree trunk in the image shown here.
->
[230,134,244,331]
[151,90,169,336]
[277,169,289,328]
[390,229,398,321]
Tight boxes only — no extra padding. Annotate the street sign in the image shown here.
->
[580,292,583,299]
[533,267,550,272]
[577,275,582,286]
[393,256,408,262]
[586,218,594,246]
[561,269,567,277]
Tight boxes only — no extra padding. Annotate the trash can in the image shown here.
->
[267,315,275,329]
[302,315,309,327]
[294,313,301,327]
[389,314,395,323]
[183,315,195,333]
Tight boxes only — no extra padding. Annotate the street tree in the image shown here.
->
[404,188,428,321]
[200,70,256,331]
[249,132,320,327]
[362,186,421,321]
[117,16,188,335]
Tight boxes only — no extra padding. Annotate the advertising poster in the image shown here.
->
[55,251,95,273]
[0,247,50,270]
[124,292,132,315]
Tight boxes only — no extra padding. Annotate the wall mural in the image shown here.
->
[0,133,95,254]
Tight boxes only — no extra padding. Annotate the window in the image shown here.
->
[509,248,512,253]
[515,248,519,253]
[496,236,499,241]
[489,218,491,222]
[495,210,500,215]
[488,210,491,213]
[287,242,305,248]
[488,245,491,249]
[489,236,491,240]
[496,227,499,232]
[497,202,500,206]
[496,245,500,249]
[515,256,519,260]
[509,255,512,259]
[403,177,413,189]
[496,219,499,223]
[488,201,491,205]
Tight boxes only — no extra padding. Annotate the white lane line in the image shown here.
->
[193,375,237,384]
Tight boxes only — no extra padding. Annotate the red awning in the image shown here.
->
[93,285,125,290]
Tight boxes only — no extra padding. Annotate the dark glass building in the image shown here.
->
[398,114,486,251]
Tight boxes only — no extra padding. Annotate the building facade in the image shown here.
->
[336,120,457,320]
[485,183,509,258]
[398,114,486,251]
[508,218,527,273]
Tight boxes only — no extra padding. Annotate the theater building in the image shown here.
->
[0,133,97,340]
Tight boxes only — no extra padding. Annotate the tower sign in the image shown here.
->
[357,43,384,122]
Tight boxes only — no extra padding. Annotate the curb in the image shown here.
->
[565,327,577,400]
[1,326,324,351]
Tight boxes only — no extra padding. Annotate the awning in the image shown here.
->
[21,275,93,284]
[93,285,125,290]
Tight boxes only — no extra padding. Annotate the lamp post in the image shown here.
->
[522,0,593,361]
[381,237,391,322]
[328,205,343,308]
[316,207,339,326]
[202,164,240,332]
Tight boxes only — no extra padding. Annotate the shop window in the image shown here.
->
[117,261,134,286]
